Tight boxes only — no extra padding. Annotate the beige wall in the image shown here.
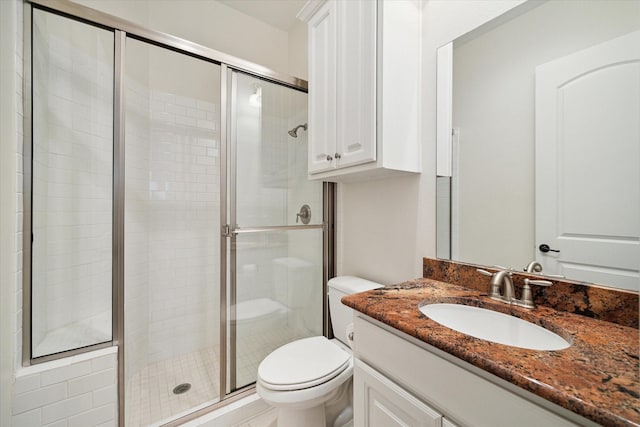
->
[337,0,526,285]
[288,20,308,81]
[76,0,298,78]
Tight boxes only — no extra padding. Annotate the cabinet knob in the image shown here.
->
[334,153,342,159]
[326,155,333,161]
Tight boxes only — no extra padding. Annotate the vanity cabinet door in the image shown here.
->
[354,359,442,427]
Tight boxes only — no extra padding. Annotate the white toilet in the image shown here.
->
[256,276,383,427]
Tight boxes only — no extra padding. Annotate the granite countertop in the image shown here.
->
[342,278,640,427]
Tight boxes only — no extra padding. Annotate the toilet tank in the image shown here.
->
[328,276,383,345]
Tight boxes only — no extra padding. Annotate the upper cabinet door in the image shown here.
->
[336,0,377,168]
[301,0,420,182]
[308,1,337,174]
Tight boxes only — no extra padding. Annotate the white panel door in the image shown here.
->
[336,0,376,168]
[535,31,640,291]
[308,0,337,173]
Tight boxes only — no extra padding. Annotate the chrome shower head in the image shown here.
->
[288,123,307,138]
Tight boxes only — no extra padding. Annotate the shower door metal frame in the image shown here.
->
[22,1,334,426]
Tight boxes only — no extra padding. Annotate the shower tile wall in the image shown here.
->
[12,348,118,427]
[146,89,220,364]
[124,78,151,382]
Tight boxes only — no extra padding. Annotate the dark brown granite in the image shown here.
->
[423,257,639,329]
[343,279,640,427]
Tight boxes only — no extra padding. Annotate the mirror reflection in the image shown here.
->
[437,0,639,291]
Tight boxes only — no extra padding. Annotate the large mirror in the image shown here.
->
[436,0,639,291]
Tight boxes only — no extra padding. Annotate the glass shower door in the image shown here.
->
[124,38,222,426]
[229,71,324,391]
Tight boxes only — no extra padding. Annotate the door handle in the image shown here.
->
[539,244,560,253]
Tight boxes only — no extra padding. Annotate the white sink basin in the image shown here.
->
[419,303,570,351]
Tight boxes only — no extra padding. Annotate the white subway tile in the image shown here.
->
[92,384,116,407]
[196,100,215,111]
[68,403,115,427]
[40,360,92,387]
[197,119,216,130]
[166,103,186,116]
[91,354,116,372]
[13,382,67,415]
[176,115,197,127]
[68,368,115,397]
[13,372,40,395]
[175,95,196,108]
[42,393,92,424]
[187,107,206,119]
[42,420,68,427]
[152,111,175,123]
[13,408,41,427]
[152,91,175,103]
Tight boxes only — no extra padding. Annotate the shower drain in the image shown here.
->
[172,383,191,395]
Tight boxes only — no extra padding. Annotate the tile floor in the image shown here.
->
[125,326,308,426]
[233,408,277,427]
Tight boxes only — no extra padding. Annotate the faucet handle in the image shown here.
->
[476,268,493,277]
[518,278,553,309]
[524,278,553,287]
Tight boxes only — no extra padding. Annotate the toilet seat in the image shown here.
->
[258,336,350,391]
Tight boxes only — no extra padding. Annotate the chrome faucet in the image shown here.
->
[477,268,553,309]
[477,268,514,303]
[524,261,543,273]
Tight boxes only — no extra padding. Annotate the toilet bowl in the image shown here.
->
[256,276,383,427]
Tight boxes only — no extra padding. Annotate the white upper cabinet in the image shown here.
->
[299,0,421,182]
[306,1,337,174]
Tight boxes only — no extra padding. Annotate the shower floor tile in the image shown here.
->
[126,347,220,426]
[125,326,308,426]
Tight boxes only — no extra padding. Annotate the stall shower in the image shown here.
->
[24,3,328,426]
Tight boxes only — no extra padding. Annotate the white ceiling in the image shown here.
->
[217,0,307,32]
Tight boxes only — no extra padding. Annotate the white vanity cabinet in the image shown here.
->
[298,0,421,182]
[352,315,587,427]
[355,360,443,427]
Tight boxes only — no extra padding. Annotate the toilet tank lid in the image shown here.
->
[328,276,384,294]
